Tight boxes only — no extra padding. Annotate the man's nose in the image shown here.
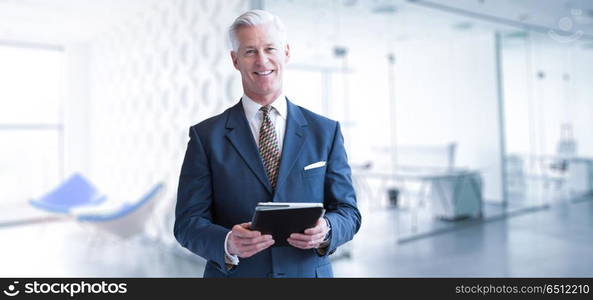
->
[255,52,269,66]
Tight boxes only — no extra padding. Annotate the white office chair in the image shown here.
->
[74,182,165,240]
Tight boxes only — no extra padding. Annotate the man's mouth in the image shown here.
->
[254,70,274,76]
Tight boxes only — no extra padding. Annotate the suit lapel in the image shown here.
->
[225,101,273,195]
[275,99,308,194]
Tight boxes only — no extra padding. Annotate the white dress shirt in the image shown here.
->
[241,93,287,152]
[224,93,288,266]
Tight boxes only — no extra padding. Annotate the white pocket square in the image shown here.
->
[304,161,326,170]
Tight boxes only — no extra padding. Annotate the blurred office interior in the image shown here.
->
[0,0,592,277]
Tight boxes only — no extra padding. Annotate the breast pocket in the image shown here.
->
[303,165,326,177]
[303,166,325,202]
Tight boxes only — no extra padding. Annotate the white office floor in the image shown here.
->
[0,195,592,277]
[334,196,593,277]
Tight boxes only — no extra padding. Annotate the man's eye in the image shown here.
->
[267,47,276,51]
[245,50,256,55]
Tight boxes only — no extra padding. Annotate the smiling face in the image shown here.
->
[231,24,290,105]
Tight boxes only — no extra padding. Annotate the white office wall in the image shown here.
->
[86,0,247,242]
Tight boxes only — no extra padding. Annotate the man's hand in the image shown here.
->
[227,222,274,258]
[287,218,329,249]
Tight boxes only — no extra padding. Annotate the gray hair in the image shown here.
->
[228,9,287,52]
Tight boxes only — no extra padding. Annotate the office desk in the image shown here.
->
[423,171,483,220]
[567,158,593,196]
[354,169,483,229]
[506,154,593,199]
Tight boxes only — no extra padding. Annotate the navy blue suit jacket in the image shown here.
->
[174,98,361,278]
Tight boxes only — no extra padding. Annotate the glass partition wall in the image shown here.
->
[265,0,507,242]
[501,31,593,209]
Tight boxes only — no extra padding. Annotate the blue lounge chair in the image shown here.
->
[29,173,106,214]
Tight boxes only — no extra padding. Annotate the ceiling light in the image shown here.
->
[504,31,528,39]
[372,1,397,14]
[452,21,474,30]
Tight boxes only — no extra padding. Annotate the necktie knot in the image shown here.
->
[260,105,272,116]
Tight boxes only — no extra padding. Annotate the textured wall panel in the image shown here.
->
[89,0,248,252]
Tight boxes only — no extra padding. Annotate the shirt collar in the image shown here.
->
[241,93,287,121]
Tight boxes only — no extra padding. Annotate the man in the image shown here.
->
[174,9,361,278]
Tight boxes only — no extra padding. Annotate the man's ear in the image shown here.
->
[230,51,239,70]
[284,43,291,63]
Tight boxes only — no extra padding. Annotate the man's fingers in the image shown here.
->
[287,238,320,249]
[236,234,273,246]
[233,235,273,249]
[237,239,275,258]
[287,238,306,249]
[281,217,327,250]
[304,218,326,234]
[304,226,323,235]
[289,232,325,242]
[232,224,261,238]
[228,220,273,257]
[244,239,274,252]
[240,222,252,229]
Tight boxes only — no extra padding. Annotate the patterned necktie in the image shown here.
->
[258,105,281,190]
